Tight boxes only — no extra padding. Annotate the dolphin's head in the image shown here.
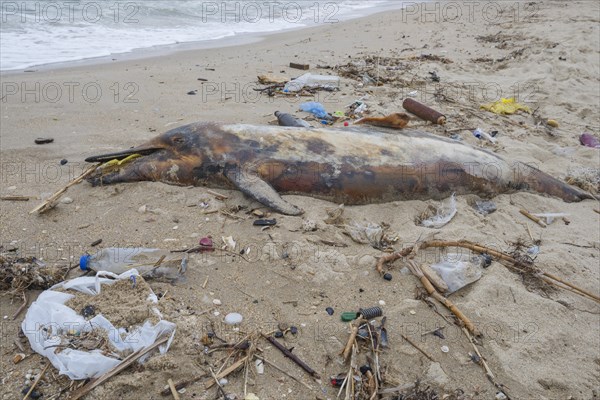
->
[85,123,215,186]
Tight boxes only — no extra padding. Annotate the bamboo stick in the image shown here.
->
[30,164,98,214]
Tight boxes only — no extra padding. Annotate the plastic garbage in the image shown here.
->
[274,111,311,128]
[429,253,484,294]
[580,133,600,148]
[21,269,176,380]
[531,212,570,225]
[480,97,531,115]
[354,113,410,129]
[79,248,186,280]
[300,101,332,119]
[402,98,446,125]
[421,193,457,228]
[473,128,497,144]
[283,73,339,92]
[473,200,497,215]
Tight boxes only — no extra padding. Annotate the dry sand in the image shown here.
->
[1,1,599,399]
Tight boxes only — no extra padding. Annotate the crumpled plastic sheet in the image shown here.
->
[21,269,176,380]
[480,97,531,115]
[421,193,457,228]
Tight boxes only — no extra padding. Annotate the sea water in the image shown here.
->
[0,0,401,71]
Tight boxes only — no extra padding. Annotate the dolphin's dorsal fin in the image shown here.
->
[225,168,303,216]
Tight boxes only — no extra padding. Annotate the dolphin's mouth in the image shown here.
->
[85,147,162,163]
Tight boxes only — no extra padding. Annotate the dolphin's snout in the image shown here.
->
[85,147,163,163]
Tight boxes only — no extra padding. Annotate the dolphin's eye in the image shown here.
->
[172,136,185,144]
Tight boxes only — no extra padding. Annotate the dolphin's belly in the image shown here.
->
[255,159,499,204]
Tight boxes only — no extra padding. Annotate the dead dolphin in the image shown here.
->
[85,122,592,215]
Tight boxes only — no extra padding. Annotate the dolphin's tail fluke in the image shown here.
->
[515,164,594,202]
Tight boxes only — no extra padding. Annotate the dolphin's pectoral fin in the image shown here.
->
[225,169,304,216]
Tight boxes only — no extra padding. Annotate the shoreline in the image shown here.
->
[0,1,406,75]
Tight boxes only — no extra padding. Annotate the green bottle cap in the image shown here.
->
[341,312,359,322]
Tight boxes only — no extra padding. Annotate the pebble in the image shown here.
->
[378,300,386,306]
[138,205,147,213]
[426,362,450,385]
[358,255,376,269]
[60,159,68,165]
[34,137,54,144]
[441,345,449,353]
[218,378,228,386]
[326,307,334,316]
[383,273,392,281]
[60,197,73,204]
[212,299,222,306]
[302,219,317,232]
[409,310,416,315]
[224,313,243,325]
[21,386,42,399]
[213,311,220,316]
[495,392,508,400]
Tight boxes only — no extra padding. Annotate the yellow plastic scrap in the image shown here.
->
[480,98,531,115]
[99,153,141,170]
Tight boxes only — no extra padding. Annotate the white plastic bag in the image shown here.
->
[421,193,457,228]
[22,269,176,380]
[429,253,483,294]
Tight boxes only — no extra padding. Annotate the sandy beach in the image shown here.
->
[1,1,599,399]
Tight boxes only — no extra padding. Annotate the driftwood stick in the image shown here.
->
[160,374,209,396]
[519,209,547,227]
[400,334,435,362]
[30,164,98,214]
[254,355,313,391]
[378,240,599,303]
[167,379,180,400]
[207,189,229,200]
[23,363,49,400]
[69,336,168,400]
[408,261,480,336]
[341,324,359,361]
[420,240,600,303]
[208,367,227,397]
[1,195,31,201]
[12,292,28,320]
[463,327,512,399]
[541,271,599,301]
[462,328,493,380]
[204,354,249,389]
[262,333,320,379]
[365,325,379,400]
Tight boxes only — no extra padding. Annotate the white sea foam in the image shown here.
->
[0,0,398,71]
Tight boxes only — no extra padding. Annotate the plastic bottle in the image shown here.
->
[274,111,311,128]
[473,128,497,144]
[300,101,332,120]
[80,248,187,280]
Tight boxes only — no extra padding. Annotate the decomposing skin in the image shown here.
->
[85,122,592,215]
